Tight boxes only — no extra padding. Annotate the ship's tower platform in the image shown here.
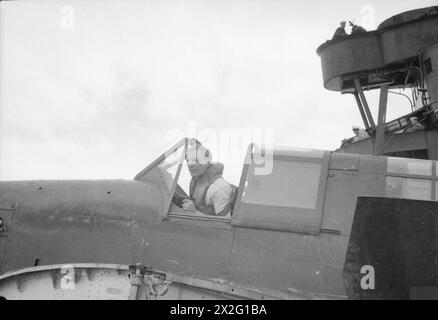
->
[317,7,438,160]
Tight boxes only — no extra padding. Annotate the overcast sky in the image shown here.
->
[1,0,437,183]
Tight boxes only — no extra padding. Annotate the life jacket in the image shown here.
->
[189,163,238,216]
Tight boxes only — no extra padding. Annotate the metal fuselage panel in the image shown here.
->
[0,154,392,298]
[0,180,163,272]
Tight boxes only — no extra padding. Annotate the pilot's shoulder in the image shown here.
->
[207,178,232,196]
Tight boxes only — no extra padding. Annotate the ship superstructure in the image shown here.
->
[317,6,438,160]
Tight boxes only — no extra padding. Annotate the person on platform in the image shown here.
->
[349,21,367,34]
[404,116,425,133]
[332,21,347,39]
[352,125,370,142]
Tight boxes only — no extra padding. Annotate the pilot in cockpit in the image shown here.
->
[173,140,237,217]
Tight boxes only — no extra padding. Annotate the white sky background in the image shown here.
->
[0,0,437,184]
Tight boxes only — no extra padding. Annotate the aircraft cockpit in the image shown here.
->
[134,138,332,235]
[134,138,235,221]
